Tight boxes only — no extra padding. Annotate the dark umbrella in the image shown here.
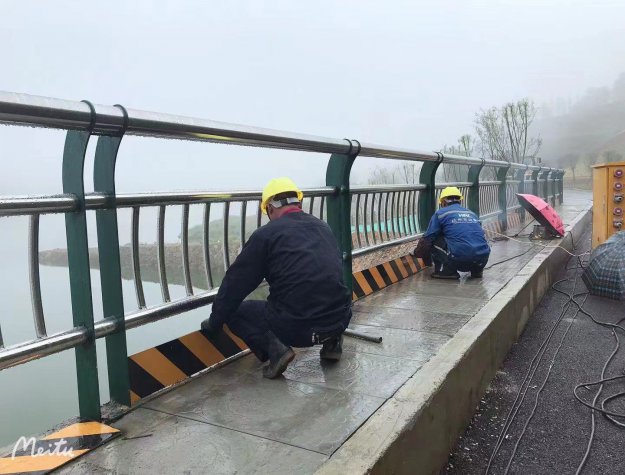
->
[582,231,625,300]
[516,193,565,237]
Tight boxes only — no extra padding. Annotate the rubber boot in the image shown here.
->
[320,335,343,361]
[431,262,459,280]
[262,331,295,379]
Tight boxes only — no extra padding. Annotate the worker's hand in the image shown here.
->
[200,317,222,339]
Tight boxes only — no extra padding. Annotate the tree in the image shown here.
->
[582,153,597,174]
[439,135,474,182]
[474,99,542,165]
[368,166,399,185]
[561,153,579,186]
[398,163,418,184]
[602,150,623,164]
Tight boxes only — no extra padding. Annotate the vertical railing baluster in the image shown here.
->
[131,206,146,309]
[308,196,315,215]
[384,192,391,241]
[320,196,325,221]
[203,203,214,290]
[157,205,170,302]
[256,200,262,229]
[0,323,3,349]
[408,190,416,234]
[29,214,46,338]
[390,191,397,238]
[401,191,408,236]
[223,201,231,270]
[370,193,377,244]
[240,200,247,247]
[181,204,193,296]
[355,193,362,249]
[363,193,370,247]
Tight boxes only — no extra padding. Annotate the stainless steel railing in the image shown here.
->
[0,92,565,416]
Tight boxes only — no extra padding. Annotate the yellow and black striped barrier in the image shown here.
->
[352,254,426,300]
[128,325,248,405]
[0,422,119,475]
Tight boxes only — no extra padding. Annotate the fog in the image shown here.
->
[2,0,625,193]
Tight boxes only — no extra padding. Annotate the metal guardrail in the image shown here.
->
[0,91,565,421]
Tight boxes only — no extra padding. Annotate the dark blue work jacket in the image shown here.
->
[423,204,490,261]
[210,211,352,335]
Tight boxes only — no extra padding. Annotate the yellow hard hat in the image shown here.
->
[439,186,463,204]
[261,177,304,214]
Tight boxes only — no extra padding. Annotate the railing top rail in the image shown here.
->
[0,91,556,173]
[0,91,352,154]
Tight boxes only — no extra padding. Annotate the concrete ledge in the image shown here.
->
[315,207,592,475]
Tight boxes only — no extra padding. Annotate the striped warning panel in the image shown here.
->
[128,325,248,404]
[352,253,426,301]
[0,422,119,475]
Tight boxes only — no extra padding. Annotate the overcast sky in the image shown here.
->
[2,0,625,194]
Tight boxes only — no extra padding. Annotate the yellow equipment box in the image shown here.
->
[592,161,625,247]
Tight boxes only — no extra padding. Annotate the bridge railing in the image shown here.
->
[0,91,564,422]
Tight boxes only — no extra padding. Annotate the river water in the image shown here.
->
[0,217,211,448]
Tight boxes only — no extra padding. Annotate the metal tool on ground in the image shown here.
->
[344,328,383,343]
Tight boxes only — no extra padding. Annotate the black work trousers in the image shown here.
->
[430,236,489,274]
[227,300,315,362]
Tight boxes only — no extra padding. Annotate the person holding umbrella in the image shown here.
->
[413,186,491,279]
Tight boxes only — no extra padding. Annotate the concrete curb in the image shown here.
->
[315,206,592,475]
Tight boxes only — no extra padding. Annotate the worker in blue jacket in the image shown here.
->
[201,177,352,379]
[413,186,490,279]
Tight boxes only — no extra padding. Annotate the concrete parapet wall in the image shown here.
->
[316,207,592,475]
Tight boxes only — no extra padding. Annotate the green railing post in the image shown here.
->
[496,164,511,232]
[93,109,131,407]
[326,140,360,296]
[62,128,101,421]
[515,166,527,222]
[467,158,485,216]
[531,168,541,197]
[417,155,443,231]
[547,170,554,206]
[539,168,550,200]
[558,170,565,204]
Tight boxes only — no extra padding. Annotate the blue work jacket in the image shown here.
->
[423,204,490,260]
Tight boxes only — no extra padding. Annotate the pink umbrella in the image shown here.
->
[516,193,565,237]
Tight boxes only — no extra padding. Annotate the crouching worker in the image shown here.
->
[413,186,490,279]
[201,177,352,379]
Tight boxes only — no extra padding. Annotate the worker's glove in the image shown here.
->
[412,238,433,258]
[200,316,222,339]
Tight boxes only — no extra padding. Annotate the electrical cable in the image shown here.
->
[550,256,625,474]
[503,287,588,475]
[575,331,620,475]
[485,234,589,474]
[574,375,625,417]
[484,273,581,474]
[483,230,589,271]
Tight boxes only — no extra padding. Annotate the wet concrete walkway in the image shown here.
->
[59,191,592,475]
